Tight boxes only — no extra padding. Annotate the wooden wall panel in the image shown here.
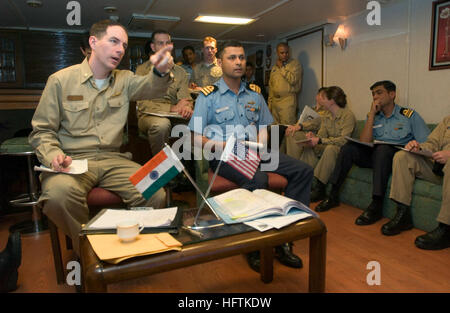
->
[22,32,84,88]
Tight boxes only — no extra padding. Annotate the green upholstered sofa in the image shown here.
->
[338,121,441,232]
[194,121,442,232]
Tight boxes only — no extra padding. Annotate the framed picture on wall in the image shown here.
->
[429,0,450,70]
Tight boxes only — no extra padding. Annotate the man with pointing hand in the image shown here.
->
[29,20,174,254]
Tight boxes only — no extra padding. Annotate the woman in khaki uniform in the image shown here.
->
[285,87,328,159]
[288,86,356,202]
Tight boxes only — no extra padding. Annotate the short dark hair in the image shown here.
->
[90,19,128,39]
[276,42,289,50]
[370,80,396,92]
[182,45,195,55]
[217,40,244,59]
[317,87,327,94]
[150,29,170,43]
[246,61,254,68]
[324,86,347,108]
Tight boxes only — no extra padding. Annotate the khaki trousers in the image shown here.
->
[138,115,187,156]
[270,94,298,125]
[389,151,449,225]
[40,152,166,254]
[286,133,340,184]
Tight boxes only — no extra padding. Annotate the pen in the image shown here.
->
[181,226,203,238]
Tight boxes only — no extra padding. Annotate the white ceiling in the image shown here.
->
[1,0,371,46]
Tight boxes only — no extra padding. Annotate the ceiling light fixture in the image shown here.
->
[104,6,117,13]
[194,15,255,25]
[26,0,42,8]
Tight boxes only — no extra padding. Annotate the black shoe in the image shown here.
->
[246,251,260,273]
[355,201,382,225]
[310,180,326,202]
[0,232,22,292]
[381,204,413,236]
[415,223,450,250]
[275,243,303,268]
[315,195,339,212]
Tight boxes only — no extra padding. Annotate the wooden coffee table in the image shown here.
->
[80,217,327,292]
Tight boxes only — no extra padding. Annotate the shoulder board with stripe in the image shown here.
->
[248,83,261,94]
[400,107,414,118]
[200,85,218,96]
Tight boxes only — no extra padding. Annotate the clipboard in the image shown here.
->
[80,207,183,235]
[295,138,312,144]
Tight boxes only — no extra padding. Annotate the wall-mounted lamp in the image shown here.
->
[26,0,42,8]
[326,24,348,50]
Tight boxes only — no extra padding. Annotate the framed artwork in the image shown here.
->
[429,0,450,70]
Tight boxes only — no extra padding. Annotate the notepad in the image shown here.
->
[140,111,186,119]
[34,159,88,175]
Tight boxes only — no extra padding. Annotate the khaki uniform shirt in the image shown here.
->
[29,58,171,168]
[192,59,222,87]
[317,107,356,147]
[136,61,191,117]
[419,115,450,152]
[268,58,302,103]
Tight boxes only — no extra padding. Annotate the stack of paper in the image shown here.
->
[244,212,312,232]
[34,159,88,175]
[87,233,182,264]
[87,207,178,229]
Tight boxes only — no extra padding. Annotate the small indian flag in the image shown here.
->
[129,146,184,200]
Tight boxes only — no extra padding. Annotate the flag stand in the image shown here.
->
[180,165,224,230]
[190,158,224,230]
[163,143,224,230]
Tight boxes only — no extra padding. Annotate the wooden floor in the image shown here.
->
[1,192,449,293]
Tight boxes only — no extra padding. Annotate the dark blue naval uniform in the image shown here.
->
[188,78,313,206]
[330,104,430,198]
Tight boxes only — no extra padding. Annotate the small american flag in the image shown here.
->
[222,137,261,180]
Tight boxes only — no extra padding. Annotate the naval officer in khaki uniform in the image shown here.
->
[385,115,450,250]
[268,42,302,125]
[190,36,222,89]
[136,30,193,156]
[285,87,328,160]
[287,87,356,202]
[28,20,174,254]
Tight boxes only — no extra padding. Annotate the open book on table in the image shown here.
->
[208,188,317,224]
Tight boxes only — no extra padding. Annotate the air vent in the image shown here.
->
[127,14,180,32]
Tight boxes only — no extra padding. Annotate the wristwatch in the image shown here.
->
[153,67,169,77]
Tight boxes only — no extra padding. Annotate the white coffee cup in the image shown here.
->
[116,220,144,242]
